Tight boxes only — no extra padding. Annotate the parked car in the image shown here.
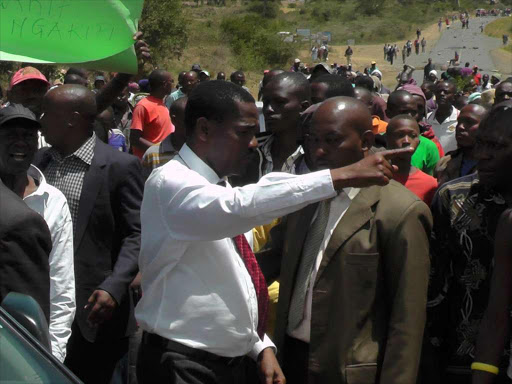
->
[0,292,82,383]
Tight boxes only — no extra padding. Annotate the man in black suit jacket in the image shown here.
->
[0,180,52,321]
[35,85,144,384]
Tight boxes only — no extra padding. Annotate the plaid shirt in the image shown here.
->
[259,134,304,176]
[44,134,96,233]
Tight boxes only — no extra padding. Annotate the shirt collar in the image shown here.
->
[161,135,176,154]
[261,134,304,170]
[429,106,459,124]
[178,143,221,184]
[48,132,96,165]
[342,187,360,200]
[25,164,47,197]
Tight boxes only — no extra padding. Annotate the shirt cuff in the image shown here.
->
[248,334,277,361]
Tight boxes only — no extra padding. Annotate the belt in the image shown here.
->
[142,332,245,366]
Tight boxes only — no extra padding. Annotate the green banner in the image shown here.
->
[0,0,144,74]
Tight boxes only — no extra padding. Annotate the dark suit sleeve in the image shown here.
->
[0,202,52,322]
[98,157,143,304]
[379,200,432,384]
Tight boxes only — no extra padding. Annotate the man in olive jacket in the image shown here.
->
[265,97,432,384]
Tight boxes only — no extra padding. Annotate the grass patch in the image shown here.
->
[484,17,512,39]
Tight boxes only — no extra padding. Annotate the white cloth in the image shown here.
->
[135,144,336,359]
[426,106,460,153]
[260,135,304,176]
[288,187,360,343]
[24,165,75,362]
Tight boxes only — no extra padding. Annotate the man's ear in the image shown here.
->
[70,111,82,128]
[361,130,375,153]
[195,117,210,143]
[301,100,311,112]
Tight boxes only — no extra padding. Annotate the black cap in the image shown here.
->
[191,63,202,71]
[0,103,40,128]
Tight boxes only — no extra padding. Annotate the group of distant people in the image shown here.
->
[2,26,512,384]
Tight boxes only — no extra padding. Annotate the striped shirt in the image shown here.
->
[142,135,178,175]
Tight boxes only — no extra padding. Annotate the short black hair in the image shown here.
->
[185,80,255,138]
[387,90,413,109]
[230,71,245,81]
[354,75,374,92]
[66,67,88,79]
[312,74,355,98]
[479,101,512,136]
[148,69,170,92]
[387,114,419,134]
[267,72,311,101]
[64,74,86,85]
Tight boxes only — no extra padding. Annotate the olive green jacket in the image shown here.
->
[270,181,432,384]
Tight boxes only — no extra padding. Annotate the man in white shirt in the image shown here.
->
[0,104,75,362]
[426,81,460,153]
[136,80,409,384]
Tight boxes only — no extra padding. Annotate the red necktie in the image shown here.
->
[233,234,269,339]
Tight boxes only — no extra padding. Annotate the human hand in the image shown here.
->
[133,31,151,71]
[258,348,286,384]
[130,272,142,304]
[330,147,414,189]
[86,290,118,327]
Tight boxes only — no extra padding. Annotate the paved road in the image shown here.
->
[400,16,509,84]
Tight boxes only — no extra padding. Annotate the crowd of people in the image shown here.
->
[1,25,512,384]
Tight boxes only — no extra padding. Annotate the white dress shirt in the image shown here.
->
[426,106,460,153]
[288,188,360,343]
[24,165,76,362]
[136,144,336,359]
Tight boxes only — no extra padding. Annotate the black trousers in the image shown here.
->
[137,332,257,384]
[282,335,309,384]
[64,322,129,384]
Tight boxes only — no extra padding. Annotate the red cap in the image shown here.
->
[9,66,50,90]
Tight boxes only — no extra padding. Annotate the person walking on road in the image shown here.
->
[414,39,420,55]
[438,18,442,31]
[421,38,427,53]
[416,28,421,39]
[402,45,407,64]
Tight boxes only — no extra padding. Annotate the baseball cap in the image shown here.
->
[371,61,377,65]
[294,58,301,63]
[95,76,105,82]
[200,70,210,77]
[0,103,41,128]
[9,66,50,90]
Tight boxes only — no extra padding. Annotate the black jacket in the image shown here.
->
[35,139,144,342]
[0,180,52,321]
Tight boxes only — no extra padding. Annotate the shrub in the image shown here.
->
[221,15,298,70]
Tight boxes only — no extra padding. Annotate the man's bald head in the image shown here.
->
[387,90,418,119]
[353,87,373,112]
[313,97,372,136]
[182,71,199,94]
[44,84,97,119]
[308,97,373,170]
[40,85,97,153]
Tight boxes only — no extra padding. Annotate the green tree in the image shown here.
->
[139,0,188,62]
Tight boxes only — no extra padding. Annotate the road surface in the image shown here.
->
[401,16,511,84]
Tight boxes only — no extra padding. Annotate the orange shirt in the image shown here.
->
[131,96,174,159]
[372,116,388,134]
